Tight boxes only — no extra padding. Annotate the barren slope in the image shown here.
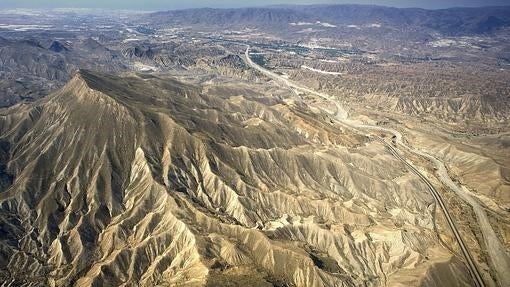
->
[0,70,473,286]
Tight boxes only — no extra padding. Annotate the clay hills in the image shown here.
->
[0,70,473,286]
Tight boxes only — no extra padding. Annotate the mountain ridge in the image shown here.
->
[146,4,510,35]
[0,70,473,286]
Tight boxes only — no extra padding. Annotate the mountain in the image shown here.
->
[149,7,310,28]
[0,70,472,286]
[146,5,510,35]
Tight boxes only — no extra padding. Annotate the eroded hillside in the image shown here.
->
[0,70,474,286]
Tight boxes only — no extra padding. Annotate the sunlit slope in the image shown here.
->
[0,70,471,286]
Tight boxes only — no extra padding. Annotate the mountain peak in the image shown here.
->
[66,69,94,89]
[74,68,93,80]
[57,69,121,106]
[68,69,115,92]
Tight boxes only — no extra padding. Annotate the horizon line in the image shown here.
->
[1,2,510,12]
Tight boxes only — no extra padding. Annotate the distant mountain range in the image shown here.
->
[147,4,510,35]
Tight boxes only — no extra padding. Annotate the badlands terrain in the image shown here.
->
[0,4,509,287]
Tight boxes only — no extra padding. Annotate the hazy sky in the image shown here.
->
[0,0,509,10]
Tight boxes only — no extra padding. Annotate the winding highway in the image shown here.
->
[243,46,510,287]
[378,137,485,287]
